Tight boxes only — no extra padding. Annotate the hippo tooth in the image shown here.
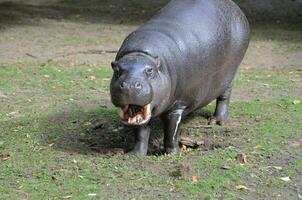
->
[137,115,143,123]
[118,108,124,119]
[127,116,134,124]
[143,104,151,119]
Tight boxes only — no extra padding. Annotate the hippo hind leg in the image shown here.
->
[209,82,233,125]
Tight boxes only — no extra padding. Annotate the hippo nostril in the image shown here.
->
[120,81,128,89]
[134,81,142,89]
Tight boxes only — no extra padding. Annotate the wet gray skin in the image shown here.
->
[110,0,250,156]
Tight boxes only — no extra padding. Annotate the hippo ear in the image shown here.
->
[155,56,161,70]
[111,61,118,70]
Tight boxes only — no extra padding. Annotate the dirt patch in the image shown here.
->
[0,0,302,71]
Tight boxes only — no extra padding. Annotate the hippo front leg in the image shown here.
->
[128,125,150,156]
[161,108,185,154]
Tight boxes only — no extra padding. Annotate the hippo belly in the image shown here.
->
[110,0,250,155]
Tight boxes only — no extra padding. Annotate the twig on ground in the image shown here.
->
[25,53,38,59]
[49,49,118,60]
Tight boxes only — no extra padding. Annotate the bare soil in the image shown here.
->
[0,0,302,71]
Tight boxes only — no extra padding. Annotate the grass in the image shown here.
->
[0,61,301,199]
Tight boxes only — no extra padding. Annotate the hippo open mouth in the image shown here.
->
[118,104,151,125]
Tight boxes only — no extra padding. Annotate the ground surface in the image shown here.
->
[0,0,301,199]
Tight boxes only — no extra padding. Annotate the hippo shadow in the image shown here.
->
[38,105,164,156]
[39,104,214,156]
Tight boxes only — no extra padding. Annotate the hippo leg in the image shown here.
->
[128,125,150,156]
[209,83,233,125]
[161,108,185,154]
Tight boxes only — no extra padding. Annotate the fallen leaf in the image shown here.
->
[62,196,72,199]
[7,111,19,116]
[84,122,92,126]
[280,177,290,182]
[236,185,249,190]
[87,75,96,81]
[1,153,10,161]
[265,180,273,187]
[192,176,198,183]
[51,175,59,180]
[272,166,282,170]
[236,153,248,164]
[293,100,301,105]
[255,116,262,122]
[44,74,50,78]
[47,143,55,147]
[180,144,187,151]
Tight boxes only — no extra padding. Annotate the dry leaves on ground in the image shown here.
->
[1,152,10,161]
[236,153,248,164]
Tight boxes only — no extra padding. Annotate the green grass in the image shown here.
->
[0,62,301,199]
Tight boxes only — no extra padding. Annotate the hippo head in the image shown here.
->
[110,52,171,126]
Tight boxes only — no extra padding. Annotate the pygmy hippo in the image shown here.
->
[110,0,250,155]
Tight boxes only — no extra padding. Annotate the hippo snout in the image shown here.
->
[111,77,153,108]
[110,77,153,126]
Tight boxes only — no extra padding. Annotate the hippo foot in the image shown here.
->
[208,116,227,126]
[127,145,148,156]
[165,146,179,155]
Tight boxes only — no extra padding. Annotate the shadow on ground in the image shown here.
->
[38,103,219,156]
[0,0,168,27]
[38,104,167,156]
